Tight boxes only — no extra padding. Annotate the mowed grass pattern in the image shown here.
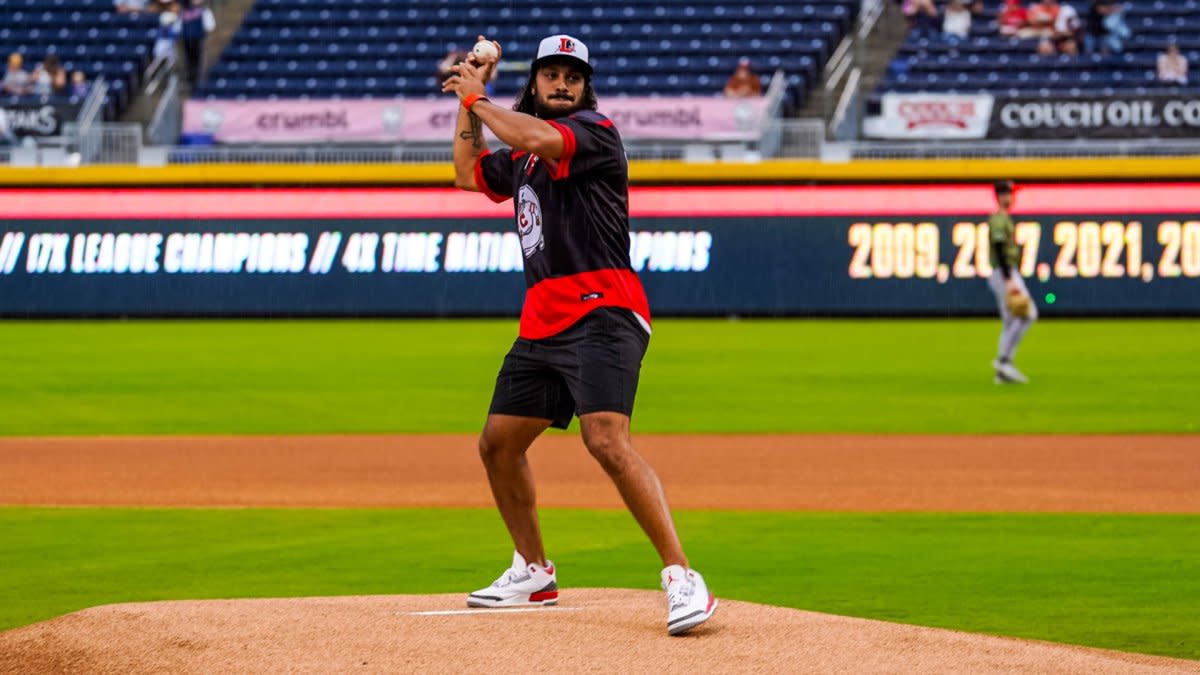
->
[0,507,1197,659]
[0,319,1197,434]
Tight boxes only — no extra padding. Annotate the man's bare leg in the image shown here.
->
[579,411,688,568]
[478,414,553,567]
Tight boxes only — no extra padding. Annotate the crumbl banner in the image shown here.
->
[182,96,769,143]
[989,94,1200,139]
[862,93,993,140]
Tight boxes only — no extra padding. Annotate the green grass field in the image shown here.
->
[1,319,1197,660]
[1,507,1197,659]
[0,319,1197,434]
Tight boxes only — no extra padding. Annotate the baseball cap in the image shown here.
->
[532,34,591,76]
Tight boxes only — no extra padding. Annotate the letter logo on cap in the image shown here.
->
[558,37,576,53]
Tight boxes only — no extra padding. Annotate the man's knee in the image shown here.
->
[582,418,636,474]
[478,431,522,464]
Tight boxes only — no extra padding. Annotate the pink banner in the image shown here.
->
[183,96,770,144]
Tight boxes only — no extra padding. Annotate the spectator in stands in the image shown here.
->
[70,71,89,98]
[1026,0,1059,37]
[154,8,181,66]
[998,0,1029,37]
[1052,2,1083,53]
[1036,36,1057,56]
[3,53,29,95]
[1101,2,1132,53]
[30,55,67,96]
[723,58,763,97]
[903,0,940,36]
[114,0,148,14]
[1158,41,1189,85]
[943,0,972,39]
[437,48,469,81]
[180,0,216,86]
[1084,0,1111,53]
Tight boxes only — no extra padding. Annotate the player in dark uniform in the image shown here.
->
[442,34,717,635]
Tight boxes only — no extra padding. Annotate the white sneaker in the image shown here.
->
[467,551,558,608]
[992,359,1029,384]
[661,564,717,635]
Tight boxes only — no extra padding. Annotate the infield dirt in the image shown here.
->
[0,433,1197,511]
[2,433,1198,674]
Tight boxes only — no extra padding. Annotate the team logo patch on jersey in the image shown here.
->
[517,184,545,258]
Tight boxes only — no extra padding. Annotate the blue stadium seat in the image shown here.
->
[201,1,855,106]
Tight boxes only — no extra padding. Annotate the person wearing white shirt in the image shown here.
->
[943,0,972,38]
[1158,42,1189,85]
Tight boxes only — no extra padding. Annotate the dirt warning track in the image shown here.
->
[0,434,1197,512]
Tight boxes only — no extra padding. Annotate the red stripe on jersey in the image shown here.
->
[596,119,614,128]
[545,120,576,180]
[520,268,651,340]
[474,150,510,203]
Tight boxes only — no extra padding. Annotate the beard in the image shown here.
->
[533,94,584,119]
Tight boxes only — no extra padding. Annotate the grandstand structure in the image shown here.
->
[0,0,156,118]
[2,0,1199,164]
[878,0,1200,100]
[197,0,856,108]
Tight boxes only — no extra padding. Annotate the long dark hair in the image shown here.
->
[514,62,598,118]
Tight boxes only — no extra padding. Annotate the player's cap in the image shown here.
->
[533,35,592,76]
[994,180,1015,195]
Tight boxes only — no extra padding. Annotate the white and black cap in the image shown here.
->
[532,34,591,76]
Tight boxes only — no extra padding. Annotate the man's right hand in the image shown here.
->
[466,35,502,82]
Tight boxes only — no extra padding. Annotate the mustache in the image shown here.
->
[549,93,574,100]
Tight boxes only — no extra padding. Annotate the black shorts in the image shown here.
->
[488,307,650,429]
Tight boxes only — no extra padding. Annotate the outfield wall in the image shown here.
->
[1,183,1197,317]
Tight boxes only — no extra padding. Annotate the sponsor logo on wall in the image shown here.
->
[989,95,1200,139]
[183,97,767,143]
[863,93,993,139]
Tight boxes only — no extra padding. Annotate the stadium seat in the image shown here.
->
[196,1,858,106]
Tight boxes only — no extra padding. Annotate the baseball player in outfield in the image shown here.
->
[442,34,718,635]
[988,180,1036,384]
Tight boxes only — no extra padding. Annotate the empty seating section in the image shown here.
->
[877,0,1200,104]
[0,0,157,117]
[197,0,858,108]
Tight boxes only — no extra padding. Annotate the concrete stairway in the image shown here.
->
[797,2,909,128]
[121,0,258,129]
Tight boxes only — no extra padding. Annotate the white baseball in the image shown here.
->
[472,40,499,63]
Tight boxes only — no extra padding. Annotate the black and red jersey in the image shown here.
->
[474,109,651,340]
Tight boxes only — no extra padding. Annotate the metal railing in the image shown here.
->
[823,0,886,140]
[147,75,182,147]
[63,122,143,164]
[75,75,108,130]
[846,137,1200,159]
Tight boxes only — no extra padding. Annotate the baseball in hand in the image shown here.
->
[472,40,500,63]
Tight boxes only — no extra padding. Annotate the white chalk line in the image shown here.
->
[404,606,588,617]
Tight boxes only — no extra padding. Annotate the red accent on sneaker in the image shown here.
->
[529,590,559,602]
[705,593,715,612]
[544,564,554,575]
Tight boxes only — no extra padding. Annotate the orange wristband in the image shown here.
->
[462,94,488,110]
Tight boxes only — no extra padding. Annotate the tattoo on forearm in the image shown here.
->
[458,112,483,150]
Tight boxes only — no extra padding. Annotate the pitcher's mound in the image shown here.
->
[1,589,1196,674]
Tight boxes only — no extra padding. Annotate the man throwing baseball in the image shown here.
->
[442,34,717,635]
[988,180,1036,384]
